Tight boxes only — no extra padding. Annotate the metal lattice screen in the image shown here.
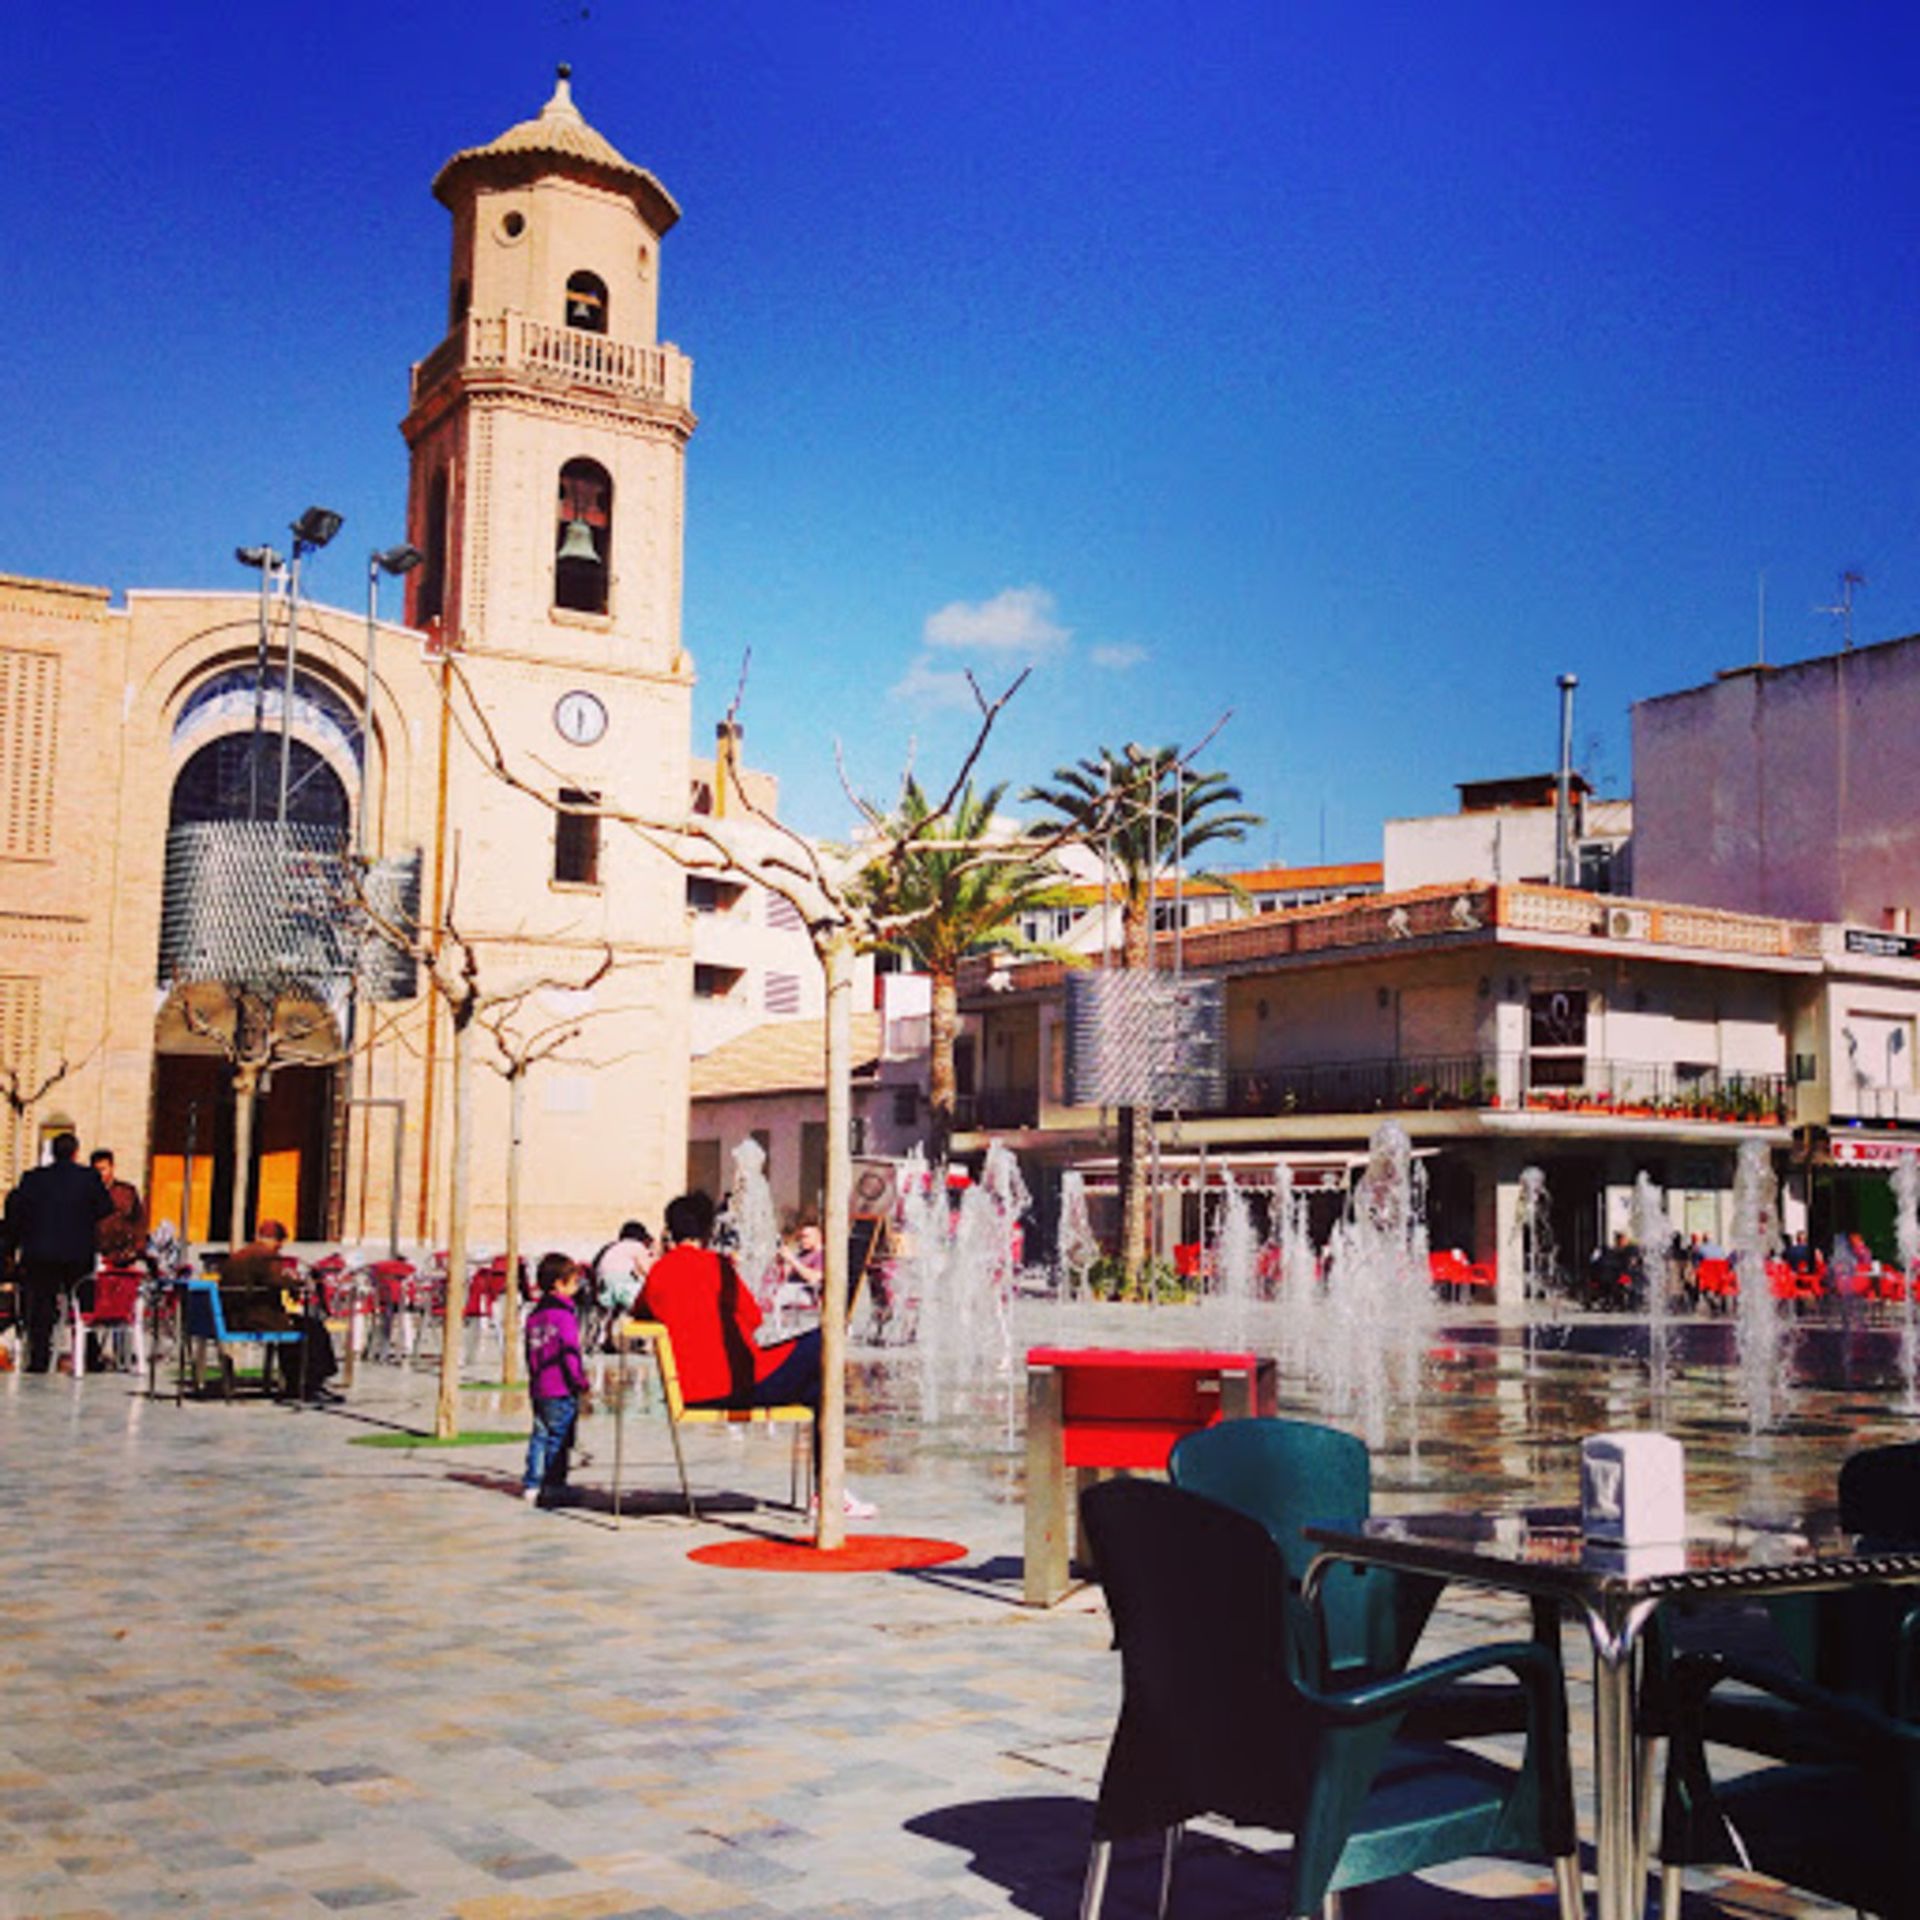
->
[1063,970,1225,1110]
[157,822,420,1001]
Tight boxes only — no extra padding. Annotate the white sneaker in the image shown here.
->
[810,1487,879,1520]
[521,1486,540,1506]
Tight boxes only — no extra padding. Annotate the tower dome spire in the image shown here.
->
[431,68,679,233]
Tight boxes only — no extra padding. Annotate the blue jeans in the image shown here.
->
[691,1329,824,1476]
[524,1394,578,1494]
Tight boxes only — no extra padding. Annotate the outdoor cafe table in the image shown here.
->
[1304,1511,1920,1920]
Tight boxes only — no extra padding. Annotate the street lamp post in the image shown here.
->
[280,506,344,834]
[234,544,285,821]
[362,545,422,862]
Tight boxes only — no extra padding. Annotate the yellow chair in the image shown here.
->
[618,1318,814,1518]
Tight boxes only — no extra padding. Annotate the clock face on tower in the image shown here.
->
[553,690,608,746]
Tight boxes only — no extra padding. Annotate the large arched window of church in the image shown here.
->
[565,270,608,333]
[169,734,349,836]
[555,458,612,614]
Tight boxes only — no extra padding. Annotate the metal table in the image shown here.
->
[1306,1509,1920,1920]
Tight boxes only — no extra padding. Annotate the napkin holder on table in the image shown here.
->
[1581,1431,1685,1546]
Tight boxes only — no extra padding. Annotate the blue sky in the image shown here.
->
[5,1,1917,859]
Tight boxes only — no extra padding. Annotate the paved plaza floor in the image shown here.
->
[4,1300,1912,1920]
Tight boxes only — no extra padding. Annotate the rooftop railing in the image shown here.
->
[961,884,1835,1002]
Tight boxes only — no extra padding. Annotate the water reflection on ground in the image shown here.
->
[844,1296,1920,1534]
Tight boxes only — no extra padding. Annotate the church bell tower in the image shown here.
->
[401,64,695,666]
[395,68,696,1242]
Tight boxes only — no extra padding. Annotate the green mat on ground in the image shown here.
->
[350,1429,524,1449]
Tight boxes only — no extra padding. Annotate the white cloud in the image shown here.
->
[923,585,1069,657]
[1090,642,1148,672]
[889,653,979,711]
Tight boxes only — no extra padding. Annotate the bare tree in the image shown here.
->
[436,653,1045,1544]
[167,980,398,1248]
[0,1048,98,1187]
[474,948,618,1387]
[354,853,633,1439]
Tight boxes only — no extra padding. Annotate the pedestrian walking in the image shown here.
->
[3,1132,113,1373]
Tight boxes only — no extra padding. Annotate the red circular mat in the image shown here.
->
[688,1534,969,1573]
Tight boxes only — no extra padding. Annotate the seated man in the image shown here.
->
[640,1190,872,1517]
[221,1220,339,1401]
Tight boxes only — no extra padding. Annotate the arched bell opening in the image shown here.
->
[554,457,612,614]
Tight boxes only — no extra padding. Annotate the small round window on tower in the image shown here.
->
[501,210,526,239]
[636,244,652,280]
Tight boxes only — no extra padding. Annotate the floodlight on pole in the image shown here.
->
[235,544,286,821]
[291,506,344,552]
[361,544,422,861]
[278,506,344,833]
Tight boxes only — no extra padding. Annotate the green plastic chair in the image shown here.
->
[1654,1442,1920,1919]
[1169,1416,1424,1678]
[1169,1416,1556,1739]
[1078,1476,1582,1920]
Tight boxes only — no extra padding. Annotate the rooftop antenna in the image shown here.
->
[1818,569,1866,651]
[1756,569,1766,666]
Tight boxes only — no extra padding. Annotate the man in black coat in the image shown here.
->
[4,1132,113,1372]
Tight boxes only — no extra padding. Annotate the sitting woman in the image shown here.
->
[221,1220,339,1401]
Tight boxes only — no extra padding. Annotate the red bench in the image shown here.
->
[1022,1345,1277,1605]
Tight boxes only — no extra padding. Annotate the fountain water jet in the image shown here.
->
[1516,1166,1559,1308]
[1209,1168,1258,1346]
[1628,1172,1677,1417]
[1267,1164,1319,1372]
[1893,1155,1920,1412]
[723,1137,781,1306]
[1730,1138,1789,1437]
[907,1142,1029,1424]
[1056,1169,1099,1305]
[1315,1123,1432,1453]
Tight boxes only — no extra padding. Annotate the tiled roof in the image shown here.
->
[434,69,680,231]
[691,1014,885,1101]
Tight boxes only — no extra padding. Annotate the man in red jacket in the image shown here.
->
[641,1190,875,1517]
[642,1190,819,1408]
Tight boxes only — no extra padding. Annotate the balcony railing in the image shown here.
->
[1224,1054,1788,1124]
[953,1057,1790,1132]
[410,313,694,411]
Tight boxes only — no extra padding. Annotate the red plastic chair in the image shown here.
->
[71,1267,147,1377]
[1427,1249,1470,1299]
[1696,1257,1736,1305]
[369,1259,421,1362]
[1461,1260,1499,1295]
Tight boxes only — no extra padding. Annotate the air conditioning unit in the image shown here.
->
[1607,906,1652,941]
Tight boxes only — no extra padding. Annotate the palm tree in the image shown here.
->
[853,779,1072,1160]
[1024,747,1260,1277]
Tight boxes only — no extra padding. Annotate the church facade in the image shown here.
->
[0,72,697,1251]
